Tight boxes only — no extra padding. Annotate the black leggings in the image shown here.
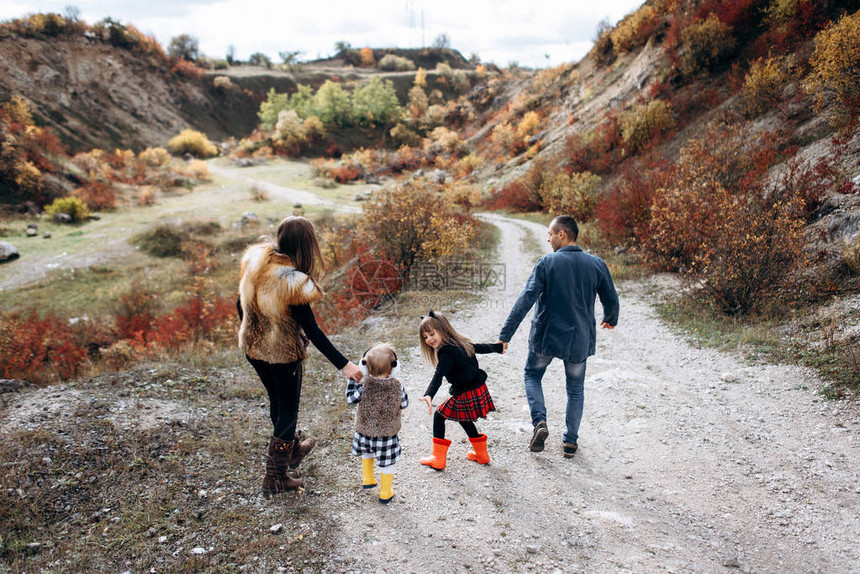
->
[247,356,303,440]
[433,411,479,440]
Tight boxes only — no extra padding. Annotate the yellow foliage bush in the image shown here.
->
[274,110,308,151]
[764,0,802,27]
[3,95,34,125]
[611,5,657,53]
[44,196,90,221]
[741,55,790,118]
[679,14,736,76]
[167,129,218,159]
[455,153,481,176]
[538,170,602,220]
[806,10,860,123]
[619,100,676,152]
[414,67,427,88]
[213,75,233,91]
[516,111,542,141]
[427,127,461,153]
[408,85,429,118]
[490,122,517,157]
[139,147,171,168]
[303,116,325,140]
[13,160,42,194]
[360,181,477,272]
[378,54,415,71]
[389,123,422,147]
[186,159,210,181]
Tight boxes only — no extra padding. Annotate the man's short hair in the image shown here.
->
[551,216,579,242]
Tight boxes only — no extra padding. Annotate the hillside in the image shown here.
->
[0,34,260,152]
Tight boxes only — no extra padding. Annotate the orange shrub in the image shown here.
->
[359,47,376,67]
[361,181,478,273]
[73,179,117,210]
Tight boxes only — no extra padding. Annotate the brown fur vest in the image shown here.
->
[355,376,402,437]
[238,243,322,364]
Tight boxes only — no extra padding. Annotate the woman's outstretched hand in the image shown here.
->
[418,395,433,416]
[342,361,362,382]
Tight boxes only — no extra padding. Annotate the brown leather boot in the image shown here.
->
[263,436,304,497]
[288,431,316,470]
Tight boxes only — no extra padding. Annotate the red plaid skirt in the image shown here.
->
[437,384,495,422]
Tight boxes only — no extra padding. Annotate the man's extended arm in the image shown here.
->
[498,258,545,343]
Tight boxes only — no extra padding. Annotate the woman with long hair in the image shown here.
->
[238,216,362,496]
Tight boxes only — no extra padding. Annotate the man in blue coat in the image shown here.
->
[498,215,619,457]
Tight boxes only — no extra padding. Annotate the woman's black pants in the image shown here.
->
[246,356,303,440]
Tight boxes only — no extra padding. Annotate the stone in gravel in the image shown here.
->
[191,547,207,555]
[26,227,37,237]
[270,523,284,534]
[526,545,539,554]
[43,232,51,238]
[721,372,741,383]
[723,556,740,568]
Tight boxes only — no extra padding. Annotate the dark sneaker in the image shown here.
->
[529,421,548,452]
[563,442,578,458]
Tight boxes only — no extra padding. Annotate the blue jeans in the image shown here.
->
[523,351,587,445]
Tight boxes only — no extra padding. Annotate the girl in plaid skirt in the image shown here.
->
[418,310,503,470]
[346,343,409,503]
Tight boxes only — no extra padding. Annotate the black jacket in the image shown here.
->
[423,342,503,399]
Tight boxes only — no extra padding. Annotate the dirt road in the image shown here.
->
[320,214,860,573]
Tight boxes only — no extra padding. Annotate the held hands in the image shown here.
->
[342,361,362,382]
[418,395,434,416]
[496,339,508,353]
[600,322,615,330]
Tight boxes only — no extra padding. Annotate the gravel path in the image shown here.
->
[320,214,860,573]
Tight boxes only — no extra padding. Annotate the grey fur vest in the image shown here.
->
[356,376,402,437]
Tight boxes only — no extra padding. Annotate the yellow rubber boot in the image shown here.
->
[419,437,451,471]
[379,472,394,503]
[362,457,377,489]
[465,434,490,464]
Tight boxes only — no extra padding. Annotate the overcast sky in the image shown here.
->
[0,0,645,69]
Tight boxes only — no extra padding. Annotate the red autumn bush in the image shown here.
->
[0,310,87,383]
[643,123,809,315]
[596,156,675,248]
[73,179,117,210]
[564,115,624,175]
[482,180,541,212]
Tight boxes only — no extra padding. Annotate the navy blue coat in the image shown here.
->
[499,245,619,362]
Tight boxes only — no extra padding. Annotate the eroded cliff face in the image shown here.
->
[0,35,259,152]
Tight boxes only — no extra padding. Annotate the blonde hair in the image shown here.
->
[364,343,397,377]
[418,311,474,366]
